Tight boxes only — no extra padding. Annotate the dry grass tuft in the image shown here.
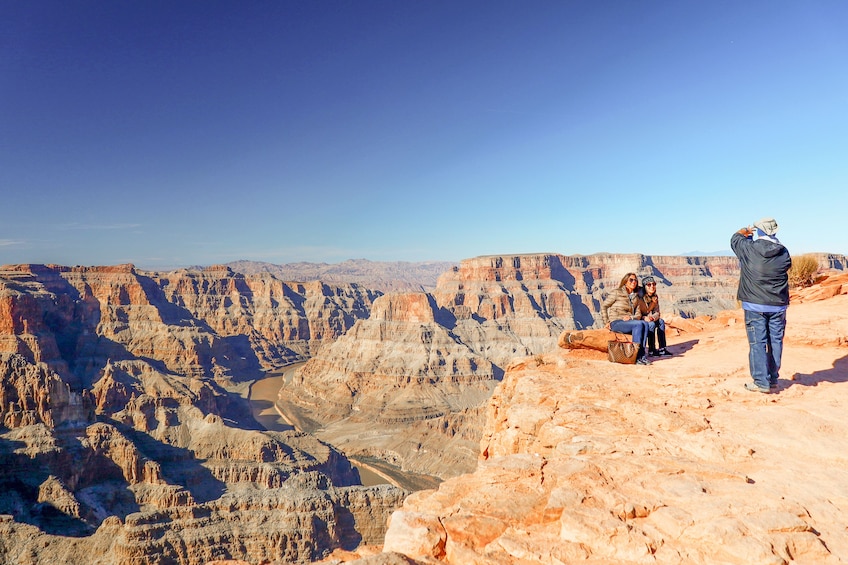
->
[788,254,819,289]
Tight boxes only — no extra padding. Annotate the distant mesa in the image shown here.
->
[219,258,458,293]
[680,249,733,256]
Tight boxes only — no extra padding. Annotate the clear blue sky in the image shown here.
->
[2,1,846,269]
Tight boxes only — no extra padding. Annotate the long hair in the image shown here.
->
[618,272,638,289]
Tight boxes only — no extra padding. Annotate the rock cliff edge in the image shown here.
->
[346,275,848,564]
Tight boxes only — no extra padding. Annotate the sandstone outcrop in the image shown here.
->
[373,275,848,564]
[3,257,847,564]
[280,253,847,487]
[1,354,93,429]
[280,292,499,484]
[0,264,403,564]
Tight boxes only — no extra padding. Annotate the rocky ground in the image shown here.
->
[316,275,848,564]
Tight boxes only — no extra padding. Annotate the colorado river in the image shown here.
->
[247,364,397,488]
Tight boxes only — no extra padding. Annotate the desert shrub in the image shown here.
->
[788,254,819,289]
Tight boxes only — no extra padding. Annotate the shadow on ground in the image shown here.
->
[788,354,848,389]
[668,339,699,356]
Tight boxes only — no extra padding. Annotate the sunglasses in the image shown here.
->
[645,282,656,287]
[627,278,638,282]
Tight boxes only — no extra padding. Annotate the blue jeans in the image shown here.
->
[610,319,650,354]
[744,309,786,389]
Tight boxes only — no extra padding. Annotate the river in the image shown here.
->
[247,364,399,488]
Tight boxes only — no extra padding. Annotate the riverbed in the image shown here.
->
[247,364,398,488]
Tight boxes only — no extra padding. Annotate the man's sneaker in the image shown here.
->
[647,349,659,357]
[636,357,652,365]
[744,382,770,393]
[656,348,672,357]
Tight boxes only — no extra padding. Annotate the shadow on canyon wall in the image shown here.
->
[0,434,141,536]
[114,422,228,503]
[548,256,601,329]
[37,272,264,392]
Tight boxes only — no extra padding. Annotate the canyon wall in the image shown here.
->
[373,276,848,564]
[153,265,380,367]
[2,253,845,563]
[225,259,457,292]
[279,253,748,482]
[435,253,744,327]
[0,264,399,564]
[280,292,499,485]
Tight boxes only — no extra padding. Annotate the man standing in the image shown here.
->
[731,217,792,393]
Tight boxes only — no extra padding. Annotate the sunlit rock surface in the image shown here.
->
[372,274,848,564]
[280,252,764,483]
[3,259,847,564]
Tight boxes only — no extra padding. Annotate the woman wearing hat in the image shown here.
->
[601,272,652,365]
[639,276,672,357]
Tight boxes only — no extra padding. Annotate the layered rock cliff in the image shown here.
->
[153,265,379,367]
[435,253,744,326]
[280,292,499,484]
[2,255,846,564]
[372,275,848,564]
[280,253,751,483]
[0,264,400,564]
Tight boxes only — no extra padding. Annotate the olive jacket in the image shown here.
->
[601,287,642,325]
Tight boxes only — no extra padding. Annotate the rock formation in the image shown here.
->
[280,292,499,485]
[370,273,848,564]
[224,259,458,293]
[278,253,745,482]
[153,265,380,367]
[0,264,402,564]
[434,253,745,327]
[3,256,847,564]
[0,482,407,565]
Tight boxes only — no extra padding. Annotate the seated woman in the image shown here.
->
[639,276,672,357]
[601,272,651,365]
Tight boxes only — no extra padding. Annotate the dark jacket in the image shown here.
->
[639,292,661,321]
[731,232,792,306]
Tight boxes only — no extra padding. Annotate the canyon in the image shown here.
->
[0,252,846,564]
[0,263,394,564]
[369,273,848,565]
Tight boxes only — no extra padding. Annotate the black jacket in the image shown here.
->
[731,232,791,306]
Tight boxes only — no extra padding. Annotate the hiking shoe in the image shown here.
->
[744,382,770,393]
[656,348,672,357]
